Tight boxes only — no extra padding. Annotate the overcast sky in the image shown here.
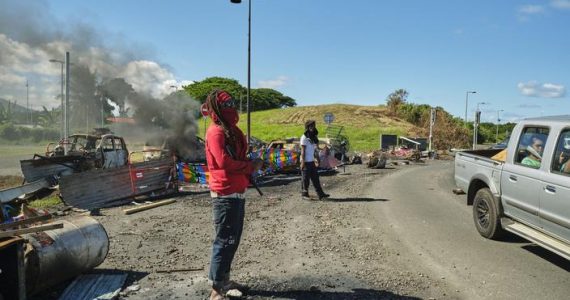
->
[1,0,568,123]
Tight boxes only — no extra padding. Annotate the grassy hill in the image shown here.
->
[199,104,429,151]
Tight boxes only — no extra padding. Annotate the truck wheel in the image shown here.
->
[473,188,505,240]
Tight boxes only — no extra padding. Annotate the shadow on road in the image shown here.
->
[499,233,529,244]
[327,197,389,202]
[259,176,301,187]
[521,245,570,272]
[246,288,421,300]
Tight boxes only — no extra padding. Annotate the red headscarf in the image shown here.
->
[207,90,239,126]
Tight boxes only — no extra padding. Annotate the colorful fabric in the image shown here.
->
[177,162,210,184]
[253,148,299,174]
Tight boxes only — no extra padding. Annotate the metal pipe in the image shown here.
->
[23,216,109,295]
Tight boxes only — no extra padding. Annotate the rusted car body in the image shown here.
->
[20,129,128,183]
[59,153,176,210]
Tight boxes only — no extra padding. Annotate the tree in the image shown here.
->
[183,77,246,103]
[386,89,409,114]
[0,100,15,124]
[250,88,297,110]
[37,106,60,128]
[184,77,296,111]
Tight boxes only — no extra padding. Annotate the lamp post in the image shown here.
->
[464,91,476,124]
[496,109,504,143]
[49,59,65,139]
[473,101,488,150]
[25,80,29,124]
[231,0,252,147]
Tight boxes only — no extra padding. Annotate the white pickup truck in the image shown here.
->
[455,116,570,260]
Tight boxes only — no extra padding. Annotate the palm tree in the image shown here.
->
[386,89,409,114]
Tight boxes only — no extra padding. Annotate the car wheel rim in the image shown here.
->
[476,199,490,228]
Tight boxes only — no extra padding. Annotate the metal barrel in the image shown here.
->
[23,216,109,295]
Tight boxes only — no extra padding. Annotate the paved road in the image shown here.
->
[368,161,570,299]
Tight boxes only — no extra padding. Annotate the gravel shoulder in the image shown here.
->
[39,162,457,299]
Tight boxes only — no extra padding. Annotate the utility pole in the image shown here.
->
[473,102,488,150]
[64,51,70,154]
[496,110,504,143]
[49,59,65,139]
[464,91,476,124]
[429,107,436,153]
[26,80,29,124]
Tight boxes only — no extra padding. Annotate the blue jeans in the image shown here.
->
[209,197,245,288]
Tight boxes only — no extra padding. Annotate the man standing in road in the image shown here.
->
[300,120,330,200]
[204,89,263,300]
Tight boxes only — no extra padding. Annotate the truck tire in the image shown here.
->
[473,188,505,240]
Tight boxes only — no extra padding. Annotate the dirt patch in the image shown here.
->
[30,163,451,299]
[0,175,23,190]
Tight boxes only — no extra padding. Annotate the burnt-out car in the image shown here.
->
[20,128,129,183]
[143,135,206,163]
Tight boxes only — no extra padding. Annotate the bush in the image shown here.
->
[0,124,60,142]
[0,123,19,140]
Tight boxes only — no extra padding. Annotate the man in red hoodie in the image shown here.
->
[204,89,262,300]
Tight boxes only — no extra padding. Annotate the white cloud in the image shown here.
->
[518,4,545,14]
[517,4,545,21]
[551,0,570,9]
[258,76,289,89]
[0,68,26,85]
[517,81,566,98]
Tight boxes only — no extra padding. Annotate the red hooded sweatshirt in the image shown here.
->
[205,124,254,195]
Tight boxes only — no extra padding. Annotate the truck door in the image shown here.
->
[540,128,570,243]
[501,126,550,229]
[100,136,116,168]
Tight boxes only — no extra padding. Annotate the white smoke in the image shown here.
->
[0,1,190,109]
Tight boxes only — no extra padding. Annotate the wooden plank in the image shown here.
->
[0,214,52,231]
[0,236,24,250]
[0,223,63,238]
[123,199,176,215]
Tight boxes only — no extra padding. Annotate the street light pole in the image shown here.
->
[496,109,504,143]
[464,91,476,124]
[26,80,29,124]
[64,51,70,154]
[473,101,488,150]
[231,0,252,147]
[49,59,65,140]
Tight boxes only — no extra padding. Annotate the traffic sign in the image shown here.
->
[324,112,334,124]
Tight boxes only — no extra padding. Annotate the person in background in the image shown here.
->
[521,136,544,168]
[204,89,263,300]
[300,120,330,200]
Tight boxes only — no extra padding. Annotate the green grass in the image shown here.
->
[0,144,46,157]
[28,195,63,209]
[198,104,419,152]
